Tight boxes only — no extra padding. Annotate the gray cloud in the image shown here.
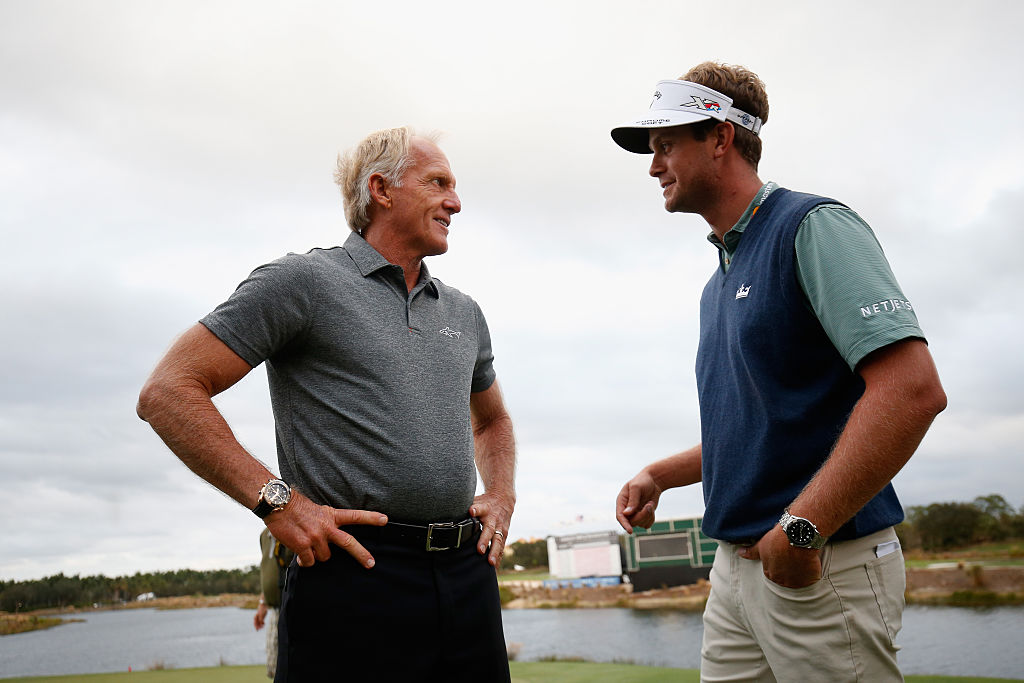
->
[3,0,1023,580]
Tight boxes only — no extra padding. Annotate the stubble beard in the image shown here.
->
[665,170,718,217]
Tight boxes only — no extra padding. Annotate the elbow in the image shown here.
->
[873,340,948,420]
[136,383,155,423]
[136,377,168,423]
[924,381,948,419]
[910,373,947,423]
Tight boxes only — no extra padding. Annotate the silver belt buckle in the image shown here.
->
[426,522,458,552]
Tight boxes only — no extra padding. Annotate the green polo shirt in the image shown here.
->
[709,182,925,369]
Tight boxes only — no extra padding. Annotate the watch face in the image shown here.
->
[264,481,291,507]
[786,519,816,546]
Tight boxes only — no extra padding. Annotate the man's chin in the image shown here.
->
[663,198,693,215]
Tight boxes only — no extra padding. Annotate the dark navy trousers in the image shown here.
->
[274,525,510,682]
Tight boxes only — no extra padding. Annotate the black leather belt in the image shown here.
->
[345,518,481,552]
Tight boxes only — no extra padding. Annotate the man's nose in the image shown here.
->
[649,156,663,178]
[445,191,462,214]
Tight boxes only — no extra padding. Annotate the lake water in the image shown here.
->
[1,606,1022,679]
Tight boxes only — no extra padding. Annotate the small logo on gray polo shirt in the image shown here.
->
[439,327,462,339]
[735,284,751,300]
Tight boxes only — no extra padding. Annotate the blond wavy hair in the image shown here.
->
[334,126,441,233]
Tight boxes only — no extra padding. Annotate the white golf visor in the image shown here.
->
[611,80,763,154]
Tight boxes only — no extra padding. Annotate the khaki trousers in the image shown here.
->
[701,527,905,682]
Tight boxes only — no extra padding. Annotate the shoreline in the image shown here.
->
[5,564,1022,636]
[1,594,257,635]
[501,564,1024,610]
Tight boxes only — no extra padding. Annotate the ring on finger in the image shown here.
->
[493,530,504,539]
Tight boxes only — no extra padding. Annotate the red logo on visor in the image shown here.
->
[681,96,722,113]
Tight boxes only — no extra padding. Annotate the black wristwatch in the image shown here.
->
[253,479,292,519]
[778,510,827,550]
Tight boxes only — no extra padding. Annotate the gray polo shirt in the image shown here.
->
[200,232,496,523]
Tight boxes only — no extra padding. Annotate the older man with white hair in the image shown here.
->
[138,127,515,682]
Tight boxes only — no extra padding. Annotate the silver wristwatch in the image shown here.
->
[252,478,292,519]
[779,510,827,550]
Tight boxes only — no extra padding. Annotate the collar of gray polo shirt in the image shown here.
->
[344,232,439,297]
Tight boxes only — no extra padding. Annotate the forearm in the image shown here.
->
[473,412,516,501]
[138,324,274,510]
[469,386,516,563]
[616,443,701,532]
[790,340,946,537]
[646,443,702,491]
[790,394,938,537]
[138,378,271,510]
[139,325,388,571]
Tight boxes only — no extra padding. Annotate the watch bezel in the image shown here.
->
[779,510,827,549]
[263,480,291,507]
[253,478,291,518]
[785,518,816,545]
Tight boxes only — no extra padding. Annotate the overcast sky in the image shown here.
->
[3,0,1022,581]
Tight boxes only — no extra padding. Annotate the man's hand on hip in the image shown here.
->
[737,525,823,589]
[265,492,387,570]
[471,490,514,567]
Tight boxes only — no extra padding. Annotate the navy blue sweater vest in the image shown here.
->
[695,188,904,543]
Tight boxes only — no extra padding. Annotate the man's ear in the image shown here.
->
[368,173,392,210]
[711,122,735,160]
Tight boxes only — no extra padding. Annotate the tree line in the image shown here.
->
[0,567,259,613]
[900,493,1024,552]
[3,494,1020,612]
[504,538,548,569]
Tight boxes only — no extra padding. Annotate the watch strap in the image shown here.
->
[252,479,290,519]
[252,498,276,519]
[804,530,827,550]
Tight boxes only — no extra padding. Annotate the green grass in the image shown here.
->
[1,664,1020,682]
[910,591,1024,607]
[512,661,698,681]
[903,539,1024,568]
[498,569,552,582]
[0,668,267,683]
[904,558,1024,568]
